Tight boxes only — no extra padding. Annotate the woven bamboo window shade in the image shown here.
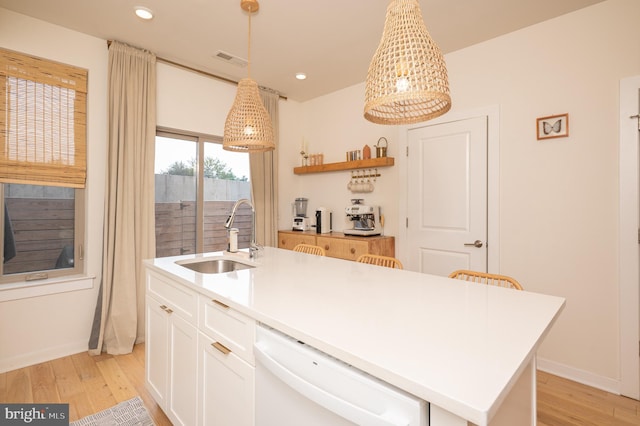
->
[0,48,87,188]
[364,0,451,125]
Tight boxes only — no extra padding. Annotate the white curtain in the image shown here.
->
[89,41,157,355]
[249,88,279,247]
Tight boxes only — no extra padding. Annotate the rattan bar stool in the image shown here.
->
[448,270,523,290]
[292,244,326,256]
[356,254,403,269]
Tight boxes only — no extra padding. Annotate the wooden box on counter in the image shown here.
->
[278,230,395,262]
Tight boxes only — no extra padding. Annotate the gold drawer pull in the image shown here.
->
[212,299,229,309]
[159,305,173,314]
[324,245,329,250]
[350,248,356,254]
[212,341,231,355]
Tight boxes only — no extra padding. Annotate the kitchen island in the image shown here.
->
[144,247,564,426]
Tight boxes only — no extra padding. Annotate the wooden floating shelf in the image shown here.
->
[294,157,395,175]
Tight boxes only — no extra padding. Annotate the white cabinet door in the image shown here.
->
[146,292,198,426]
[167,313,198,426]
[198,331,255,426]
[145,295,169,408]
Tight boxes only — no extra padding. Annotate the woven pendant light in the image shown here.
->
[364,0,451,125]
[223,0,275,152]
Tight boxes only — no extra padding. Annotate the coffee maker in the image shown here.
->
[344,199,381,236]
[292,197,310,231]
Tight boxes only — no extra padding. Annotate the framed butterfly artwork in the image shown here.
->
[537,113,569,140]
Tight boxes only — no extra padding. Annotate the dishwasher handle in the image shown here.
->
[254,340,408,426]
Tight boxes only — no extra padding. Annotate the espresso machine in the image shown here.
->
[344,199,381,236]
[292,197,311,231]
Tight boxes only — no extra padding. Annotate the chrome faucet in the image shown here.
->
[224,198,259,258]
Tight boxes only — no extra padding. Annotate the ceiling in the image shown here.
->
[0,0,604,102]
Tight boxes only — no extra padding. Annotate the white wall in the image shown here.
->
[279,0,640,392]
[0,9,107,371]
[445,0,638,390]
[277,84,402,236]
[156,62,236,135]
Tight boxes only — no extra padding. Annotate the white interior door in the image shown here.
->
[619,75,640,399]
[406,116,488,276]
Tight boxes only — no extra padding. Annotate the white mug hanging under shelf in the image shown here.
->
[347,169,376,193]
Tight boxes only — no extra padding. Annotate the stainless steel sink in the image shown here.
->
[176,258,255,274]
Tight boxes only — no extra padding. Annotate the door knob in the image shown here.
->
[464,240,483,248]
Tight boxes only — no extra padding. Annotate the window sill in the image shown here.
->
[0,275,96,302]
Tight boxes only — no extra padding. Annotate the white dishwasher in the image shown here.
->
[254,325,428,426]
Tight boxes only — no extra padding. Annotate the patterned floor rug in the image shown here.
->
[70,397,155,426]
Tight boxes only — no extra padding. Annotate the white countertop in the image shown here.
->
[145,247,565,425]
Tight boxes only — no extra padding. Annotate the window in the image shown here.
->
[0,48,86,283]
[155,128,251,257]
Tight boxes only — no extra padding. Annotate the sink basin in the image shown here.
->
[176,258,255,274]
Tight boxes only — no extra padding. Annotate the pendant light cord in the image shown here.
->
[247,11,252,78]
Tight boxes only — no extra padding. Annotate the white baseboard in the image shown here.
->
[537,356,620,395]
[0,340,88,374]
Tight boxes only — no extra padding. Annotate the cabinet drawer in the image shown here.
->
[198,295,255,365]
[317,236,369,261]
[147,270,198,324]
[278,232,316,250]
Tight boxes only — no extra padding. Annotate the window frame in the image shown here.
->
[0,48,87,285]
[0,184,85,284]
[155,127,250,255]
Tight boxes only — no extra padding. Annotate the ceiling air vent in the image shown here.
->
[213,50,248,68]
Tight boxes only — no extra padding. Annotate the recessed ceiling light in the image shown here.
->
[134,6,154,20]
[295,72,307,80]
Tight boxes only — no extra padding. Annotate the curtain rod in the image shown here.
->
[106,40,287,101]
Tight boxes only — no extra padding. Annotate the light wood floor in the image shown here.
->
[0,345,638,425]
[537,370,639,425]
[0,344,170,425]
